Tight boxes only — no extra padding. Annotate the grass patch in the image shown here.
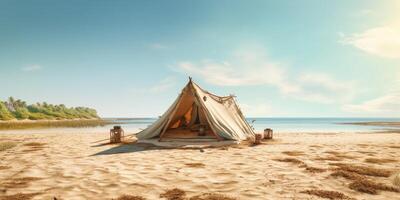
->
[189,193,237,200]
[301,189,352,199]
[282,151,305,156]
[160,188,186,200]
[305,166,326,173]
[116,195,147,200]
[365,158,397,164]
[0,141,17,151]
[0,193,41,200]
[332,163,393,177]
[185,163,205,168]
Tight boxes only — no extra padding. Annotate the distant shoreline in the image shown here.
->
[340,121,400,127]
[0,118,113,130]
[0,118,100,123]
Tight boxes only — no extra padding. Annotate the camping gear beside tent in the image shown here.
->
[264,128,273,140]
[136,78,256,142]
[110,126,124,143]
[254,133,263,144]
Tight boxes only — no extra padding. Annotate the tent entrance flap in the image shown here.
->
[160,89,218,140]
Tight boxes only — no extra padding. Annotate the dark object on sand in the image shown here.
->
[254,133,263,144]
[110,126,125,143]
[264,128,273,140]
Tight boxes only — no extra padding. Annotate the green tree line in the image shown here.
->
[0,97,100,120]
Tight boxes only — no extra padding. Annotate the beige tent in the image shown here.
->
[136,78,255,141]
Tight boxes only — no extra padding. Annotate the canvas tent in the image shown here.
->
[136,78,255,141]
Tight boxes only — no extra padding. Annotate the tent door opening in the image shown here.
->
[161,99,217,140]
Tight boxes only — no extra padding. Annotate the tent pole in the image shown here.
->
[192,83,224,141]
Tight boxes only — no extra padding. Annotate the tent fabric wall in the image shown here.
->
[136,80,255,141]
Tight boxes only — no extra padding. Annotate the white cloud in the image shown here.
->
[341,23,400,58]
[295,73,356,103]
[342,82,400,116]
[149,77,176,93]
[239,103,273,117]
[177,50,355,104]
[21,64,42,72]
[342,93,400,116]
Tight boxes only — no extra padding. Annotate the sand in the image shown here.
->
[0,130,399,200]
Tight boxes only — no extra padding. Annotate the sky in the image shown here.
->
[0,0,399,118]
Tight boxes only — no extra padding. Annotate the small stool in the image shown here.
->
[264,128,273,140]
[110,126,125,143]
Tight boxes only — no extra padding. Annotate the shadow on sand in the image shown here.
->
[91,142,169,156]
[91,137,275,156]
[91,139,246,156]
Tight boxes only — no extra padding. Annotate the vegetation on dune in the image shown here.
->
[0,97,108,129]
[0,97,100,121]
[0,101,14,120]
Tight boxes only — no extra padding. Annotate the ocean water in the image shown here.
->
[1,118,398,134]
[104,117,400,133]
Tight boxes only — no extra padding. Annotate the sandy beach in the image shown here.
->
[0,130,399,200]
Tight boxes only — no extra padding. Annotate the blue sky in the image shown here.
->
[1,0,399,117]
